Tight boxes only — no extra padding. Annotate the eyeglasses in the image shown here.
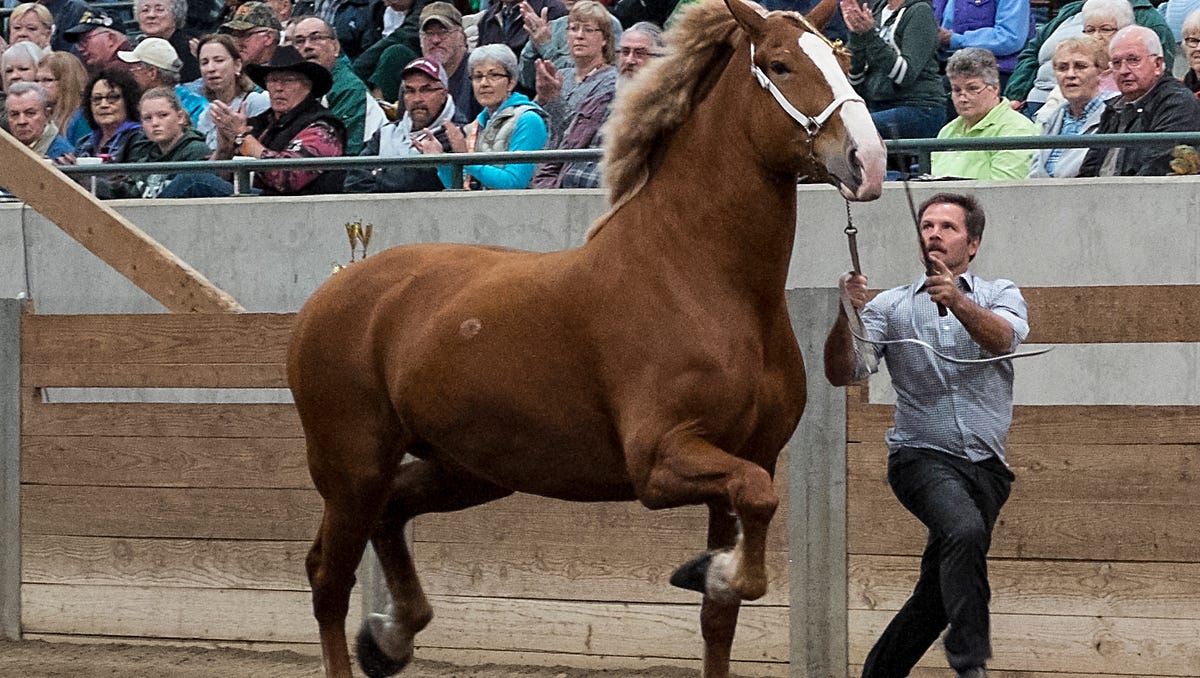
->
[1082,24,1118,35]
[619,47,655,59]
[137,4,171,15]
[566,23,601,34]
[471,71,509,83]
[403,85,445,96]
[90,93,122,104]
[292,32,334,47]
[421,26,451,37]
[1110,54,1152,69]
[265,73,309,86]
[237,28,275,40]
[1185,37,1200,48]
[949,83,994,97]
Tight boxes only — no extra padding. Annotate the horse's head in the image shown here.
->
[725,0,885,201]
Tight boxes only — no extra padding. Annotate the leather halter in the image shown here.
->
[747,32,864,142]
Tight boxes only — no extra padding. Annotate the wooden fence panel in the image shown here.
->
[845,285,1200,678]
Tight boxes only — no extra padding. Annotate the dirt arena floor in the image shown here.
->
[0,639,705,677]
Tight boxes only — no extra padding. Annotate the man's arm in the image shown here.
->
[824,272,869,386]
[926,258,1015,355]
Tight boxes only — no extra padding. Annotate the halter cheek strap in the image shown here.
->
[748,36,864,140]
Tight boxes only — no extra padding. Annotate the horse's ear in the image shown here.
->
[804,0,838,32]
[725,0,768,41]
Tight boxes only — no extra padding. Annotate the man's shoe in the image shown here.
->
[957,667,987,678]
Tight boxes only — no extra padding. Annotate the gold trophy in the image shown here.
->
[332,220,374,274]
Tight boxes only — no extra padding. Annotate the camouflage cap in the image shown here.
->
[419,2,463,30]
[222,2,283,32]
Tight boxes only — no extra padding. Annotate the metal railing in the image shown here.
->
[46,132,1200,196]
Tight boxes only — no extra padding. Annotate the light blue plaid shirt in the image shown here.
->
[859,272,1030,464]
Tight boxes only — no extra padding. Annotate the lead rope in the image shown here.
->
[840,201,1051,366]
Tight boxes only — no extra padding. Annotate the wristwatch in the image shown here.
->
[234,131,249,148]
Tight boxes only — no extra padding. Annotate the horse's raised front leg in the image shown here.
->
[357,458,513,677]
[636,433,778,602]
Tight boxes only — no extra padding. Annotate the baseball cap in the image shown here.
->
[222,2,283,32]
[117,37,182,73]
[401,57,449,88]
[64,9,126,42]
[419,2,462,30]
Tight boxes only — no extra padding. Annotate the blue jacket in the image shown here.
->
[934,0,1034,72]
[437,92,549,190]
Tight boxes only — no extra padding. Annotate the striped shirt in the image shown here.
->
[858,272,1030,464]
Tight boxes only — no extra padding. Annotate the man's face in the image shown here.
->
[293,18,338,70]
[1109,34,1163,100]
[420,21,465,68]
[401,71,447,130]
[128,61,161,90]
[234,27,277,65]
[7,92,48,146]
[77,29,123,68]
[617,31,655,80]
[919,202,979,275]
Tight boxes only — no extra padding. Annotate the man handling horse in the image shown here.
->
[824,192,1029,678]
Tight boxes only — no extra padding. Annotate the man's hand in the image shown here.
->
[840,272,869,311]
[938,27,952,47]
[1010,99,1024,111]
[534,58,563,104]
[924,257,965,311]
[839,0,875,34]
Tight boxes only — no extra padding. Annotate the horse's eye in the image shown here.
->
[769,61,791,75]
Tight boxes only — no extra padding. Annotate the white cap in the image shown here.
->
[117,37,182,74]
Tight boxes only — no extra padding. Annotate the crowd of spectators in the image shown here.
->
[2,0,1200,197]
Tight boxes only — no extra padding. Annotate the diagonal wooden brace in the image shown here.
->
[0,129,243,313]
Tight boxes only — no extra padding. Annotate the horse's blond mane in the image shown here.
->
[598,0,740,215]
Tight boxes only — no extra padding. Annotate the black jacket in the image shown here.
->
[1079,73,1200,177]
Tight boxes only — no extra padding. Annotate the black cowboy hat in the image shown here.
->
[245,46,333,99]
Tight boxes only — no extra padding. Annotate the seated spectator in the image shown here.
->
[1182,8,1200,91]
[290,15,369,154]
[345,56,453,193]
[531,20,662,188]
[195,34,270,150]
[267,0,300,41]
[362,2,478,125]
[6,82,73,160]
[478,0,567,58]
[63,10,133,76]
[135,0,201,82]
[1080,25,1200,175]
[533,1,618,148]
[4,41,43,91]
[55,69,155,198]
[42,0,89,53]
[102,87,210,198]
[416,43,548,189]
[934,0,1033,89]
[117,38,211,125]
[1029,36,1111,177]
[164,46,346,196]
[1031,0,1131,122]
[840,0,946,140]
[223,2,283,67]
[1006,0,1174,111]
[931,47,1037,179]
[517,0,623,92]
[37,51,91,145]
[7,4,54,57]
[350,0,428,87]
[1157,0,1200,72]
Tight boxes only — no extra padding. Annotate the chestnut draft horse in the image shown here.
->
[287,0,885,676]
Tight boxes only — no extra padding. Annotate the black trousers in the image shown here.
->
[861,447,1014,677]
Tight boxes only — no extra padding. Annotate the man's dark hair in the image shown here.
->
[918,192,985,243]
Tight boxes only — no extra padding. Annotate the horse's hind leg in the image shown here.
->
[358,459,513,676]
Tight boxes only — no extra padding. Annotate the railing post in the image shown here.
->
[786,288,848,678]
[0,299,21,640]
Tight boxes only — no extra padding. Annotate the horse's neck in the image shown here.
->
[604,75,800,295]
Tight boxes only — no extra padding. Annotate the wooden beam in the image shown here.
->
[0,130,242,313]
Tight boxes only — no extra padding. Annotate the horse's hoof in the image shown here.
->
[669,551,713,594]
[356,623,411,677]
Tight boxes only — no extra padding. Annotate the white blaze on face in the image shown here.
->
[796,32,886,200]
